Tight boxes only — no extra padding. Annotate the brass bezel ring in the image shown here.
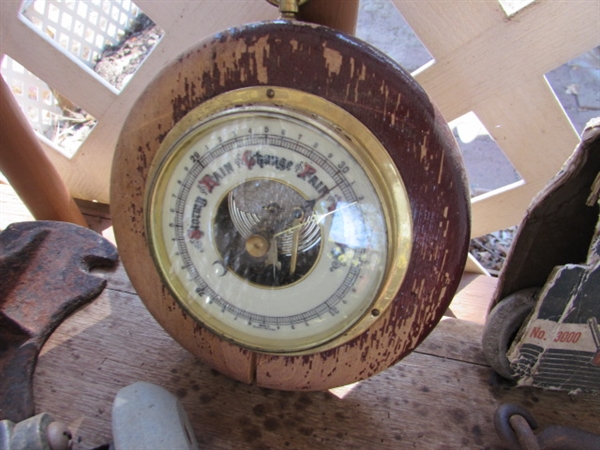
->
[145,86,412,354]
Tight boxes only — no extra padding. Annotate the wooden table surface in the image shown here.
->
[2,185,598,449]
[32,263,599,449]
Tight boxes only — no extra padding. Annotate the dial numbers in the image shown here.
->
[146,88,412,353]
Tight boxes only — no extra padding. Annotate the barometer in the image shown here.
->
[111,0,470,390]
[145,87,410,354]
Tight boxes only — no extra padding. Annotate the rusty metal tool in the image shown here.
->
[494,403,600,450]
[0,221,118,423]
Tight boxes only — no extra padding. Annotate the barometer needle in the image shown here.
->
[266,235,281,271]
[289,209,304,276]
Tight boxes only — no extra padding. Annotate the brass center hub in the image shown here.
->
[246,234,270,258]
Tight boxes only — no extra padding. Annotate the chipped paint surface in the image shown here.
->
[111,20,470,391]
[322,45,343,76]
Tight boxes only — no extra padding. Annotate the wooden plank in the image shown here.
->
[2,195,595,447]
[471,182,545,238]
[392,0,503,59]
[448,273,498,325]
[418,317,490,366]
[136,0,277,35]
[0,1,24,56]
[413,0,600,122]
[475,78,579,184]
[32,283,600,450]
[467,78,581,237]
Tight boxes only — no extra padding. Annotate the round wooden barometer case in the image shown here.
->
[111,5,470,391]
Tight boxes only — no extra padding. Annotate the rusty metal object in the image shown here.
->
[0,221,118,423]
[509,414,541,450]
[494,403,600,450]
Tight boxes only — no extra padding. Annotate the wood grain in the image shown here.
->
[110,20,470,391]
[397,0,598,238]
[32,264,600,450]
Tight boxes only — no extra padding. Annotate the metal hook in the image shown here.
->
[494,403,600,450]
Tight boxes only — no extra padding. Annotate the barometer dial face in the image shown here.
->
[145,87,412,353]
[112,19,470,390]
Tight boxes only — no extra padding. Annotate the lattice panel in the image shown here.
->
[0,55,61,140]
[21,0,139,69]
[395,0,599,238]
[1,0,143,157]
[0,0,598,243]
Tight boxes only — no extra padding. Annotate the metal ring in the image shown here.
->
[494,403,539,449]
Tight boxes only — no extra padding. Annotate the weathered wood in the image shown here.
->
[0,77,87,227]
[2,193,596,448]
[393,0,503,59]
[448,273,498,325]
[111,19,470,391]
[409,0,599,122]
[470,77,581,237]
[395,0,596,238]
[32,274,600,449]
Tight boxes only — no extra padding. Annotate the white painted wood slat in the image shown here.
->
[42,0,278,203]
[2,18,118,118]
[413,0,599,122]
[394,0,599,239]
[393,0,504,59]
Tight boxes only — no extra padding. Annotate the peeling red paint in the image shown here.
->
[112,20,470,391]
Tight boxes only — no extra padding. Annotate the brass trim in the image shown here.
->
[145,86,412,355]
